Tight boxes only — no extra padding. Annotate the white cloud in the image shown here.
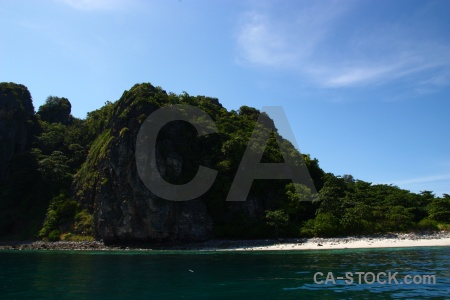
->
[378,174,450,196]
[392,174,450,186]
[56,0,128,11]
[320,40,450,88]
[236,12,295,67]
[235,1,450,91]
[235,0,349,68]
[323,66,395,87]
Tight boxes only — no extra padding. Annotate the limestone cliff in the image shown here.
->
[74,83,311,243]
[74,84,216,242]
[0,83,36,180]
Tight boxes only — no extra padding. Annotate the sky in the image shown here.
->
[1,0,449,196]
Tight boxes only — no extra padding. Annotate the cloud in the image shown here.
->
[235,1,349,68]
[392,174,450,186]
[380,173,450,195]
[56,0,128,11]
[381,174,450,196]
[235,1,450,91]
[236,12,297,67]
[322,65,395,87]
[319,40,450,88]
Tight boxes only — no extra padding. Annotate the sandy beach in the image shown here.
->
[220,233,450,251]
[1,231,449,251]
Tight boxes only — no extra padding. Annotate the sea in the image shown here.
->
[0,246,449,299]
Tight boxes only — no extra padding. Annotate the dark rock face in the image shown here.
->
[78,84,214,242]
[95,128,214,243]
[0,83,35,180]
[75,83,307,243]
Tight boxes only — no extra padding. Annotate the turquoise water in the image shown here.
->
[0,247,449,299]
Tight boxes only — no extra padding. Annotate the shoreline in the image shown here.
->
[0,231,449,252]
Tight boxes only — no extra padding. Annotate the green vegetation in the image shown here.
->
[0,83,95,240]
[37,96,72,125]
[0,82,449,241]
[265,210,289,238]
[297,180,450,238]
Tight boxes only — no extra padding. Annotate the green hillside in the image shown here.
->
[0,82,449,242]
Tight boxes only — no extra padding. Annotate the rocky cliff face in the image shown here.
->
[75,84,215,242]
[74,83,309,243]
[0,83,35,180]
[94,125,214,243]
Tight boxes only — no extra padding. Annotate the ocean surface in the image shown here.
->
[0,246,449,299]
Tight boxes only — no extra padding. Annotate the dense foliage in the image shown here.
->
[37,96,72,125]
[0,82,448,241]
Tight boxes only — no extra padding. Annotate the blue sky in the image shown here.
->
[1,0,449,196]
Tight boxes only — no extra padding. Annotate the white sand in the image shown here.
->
[243,238,450,251]
[216,233,450,251]
[2,233,449,251]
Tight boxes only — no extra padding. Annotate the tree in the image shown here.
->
[302,154,325,191]
[265,210,289,238]
[317,174,348,218]
[38,96,72,124]
[342,174,355,184]
[283,183,318,222]
[312,213,340,237]
[427,197,450,223]
[340,204,372,234]
[385,205,414,231]
[238,105,260,120]
[36,150,71,190]
[35,122,66,155]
